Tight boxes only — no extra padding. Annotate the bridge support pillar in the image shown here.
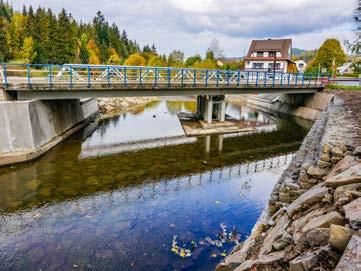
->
[0,89,10,101]
[218,100,226,122]
[205,98,213,124]
[196,95,226,124]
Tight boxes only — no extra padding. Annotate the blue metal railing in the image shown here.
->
[0,63,326,90]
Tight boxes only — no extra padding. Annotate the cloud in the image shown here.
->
[12,0,355,56]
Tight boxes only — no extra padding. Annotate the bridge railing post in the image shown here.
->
[27,64,31,89]
[295,72,298,87]
[272,72,276,87]
[288,73,291,87]
[49,65,53,88]
[263,72,267,87]
[107,66,111,87]
[87,66,91,88]
[3,63,8,88]
[69,65,73,89]
[280,72,283,86]
[246,71,249,86]
[139,67,143,86]
[123,67,127,87]
[237,70,241,86]
[193,69,196,87]
[227,70,230,86]
[181,68,184,87]
[154,68,158,87]
[302,73,305,86]
[167,68,171,87]
[216,70,219,87]
[255,71,259,87]
[205,70,209,87]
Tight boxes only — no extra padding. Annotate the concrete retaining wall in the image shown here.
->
[242,92,334,121]
[0,99,98,166]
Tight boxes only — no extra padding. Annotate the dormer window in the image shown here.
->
[256,52,264,57]
[269,52,276,57]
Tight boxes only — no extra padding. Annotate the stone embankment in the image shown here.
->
[97,97,159,114]
[218,92,361,270]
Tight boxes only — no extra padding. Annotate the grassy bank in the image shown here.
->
[326,84,361,91]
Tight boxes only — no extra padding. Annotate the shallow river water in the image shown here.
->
[0,100,311,271]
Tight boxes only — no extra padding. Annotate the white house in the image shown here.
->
[244,39,295,73]
[337,62,354,75]
[295,60,307,73]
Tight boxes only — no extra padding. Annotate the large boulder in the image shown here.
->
[326,155,358,179]
[334,183,361,206]
[325,163,361,187]
[335,231,361,271]
[287,183,329,217]
[329,224,354,251]
[306,165,326,180]
[305,228,330,247]
[293,211,344,244]
[343,198,361,230]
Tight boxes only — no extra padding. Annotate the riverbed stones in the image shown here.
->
[293,211,344,244]
[305,228,330,247]
[329,224,354,251]
[334,183,361,206]
[326,155,358,179]
[325,163,361,187]
[343,198,361,230]
[289,245,339,271]
[335,230,361,271]
[287,183,329,216]
[306,165,326,179]
[353,146,361,157]
[259,216,289,256]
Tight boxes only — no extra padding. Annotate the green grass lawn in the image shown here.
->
[326,84,361,91]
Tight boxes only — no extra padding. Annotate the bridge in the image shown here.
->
[0,63,325,99]
[0,63,325,124]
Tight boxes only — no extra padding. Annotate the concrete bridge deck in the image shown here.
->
[0,64,325,100]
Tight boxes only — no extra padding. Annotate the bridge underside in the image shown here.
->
[12,86,322,100]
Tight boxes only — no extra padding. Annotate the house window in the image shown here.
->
[256,52,264,57]
[252,63,264,69]
[268,52,276,58]
[269,63,281,69]
[298,63,304,68]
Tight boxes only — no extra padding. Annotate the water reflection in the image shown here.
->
[0,99,310,271]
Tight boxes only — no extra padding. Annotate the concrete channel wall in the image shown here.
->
[0,98,98,166]
[238,92,334,121]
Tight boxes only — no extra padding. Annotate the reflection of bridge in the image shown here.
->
[1,64,324,101]
[94,153,295,205]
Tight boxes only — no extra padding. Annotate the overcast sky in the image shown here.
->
[11,0,356,57]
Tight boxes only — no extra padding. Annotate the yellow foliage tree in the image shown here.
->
[147,55,166,67]
[193,59,217,69]
[19,36,37,63]
[87,39,101,65]
[107,48,120,64]
[124,53,146,66]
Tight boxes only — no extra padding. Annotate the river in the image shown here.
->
[0,99,311,271]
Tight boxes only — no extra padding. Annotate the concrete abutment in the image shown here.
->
[0,98,98,166]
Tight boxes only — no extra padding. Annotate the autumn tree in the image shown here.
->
[87,38,101,64]
[107,48,120,64]
[185,55,202,67]
[313,38,347,71]
[124,53,146,66]
[19,36,37,63]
